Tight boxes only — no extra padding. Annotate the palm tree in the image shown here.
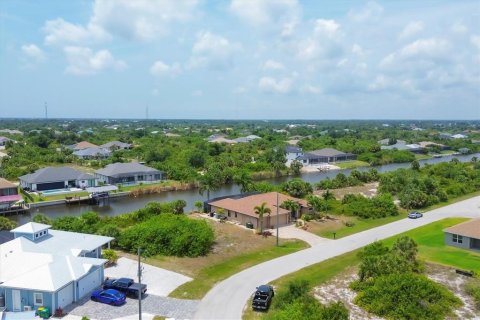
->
[233,171,253,193]
[198,173,220,201]
[254,202,272,233]
[281,199,300,221]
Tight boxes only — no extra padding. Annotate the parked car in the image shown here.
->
[103,277,147,298]
[252,285,274,311]
[408,211,423,219]
[91,289,126,306]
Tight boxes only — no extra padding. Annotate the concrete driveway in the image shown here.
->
[105,257,192,296]
[271,224,331,246]
[194,196,480,319]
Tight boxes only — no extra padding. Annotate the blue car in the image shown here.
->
[91,289,126,306]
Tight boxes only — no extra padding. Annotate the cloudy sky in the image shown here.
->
[1,0,479,119]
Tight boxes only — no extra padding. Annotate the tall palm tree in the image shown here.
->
[281,199,300,221]
[198,172,220,201]
[254,202,272,233]
[233,171,253,193]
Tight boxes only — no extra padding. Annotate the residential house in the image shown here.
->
[100,141,132,150]
[73,147,111,160]
[297,148,356,165]
[67,141,98,151]
[418,141,449,151]
[444,219,480,252]
[207,135,237,144]
[0,136,11,147]
[380,142,425,153]
[233,135,261,143]
[94,162,164,185]
[19,167,96,191]
[377,139,406,145]
[0,129,23,135]
[0,178,21,210]
[207,192,309,229]
[285,146,303,166]
[0,222,112,312]
[452,133,468,139]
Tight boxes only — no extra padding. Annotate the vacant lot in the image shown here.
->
[123,214,308,299]
[315,182,379,200]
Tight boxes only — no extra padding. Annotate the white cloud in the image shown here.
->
[313,19,340,38]
[399,21,424,40]
[44,0,198,45]
[258,76,292,93]
[188,31,240,69]
[21,44,46,62]
[352,44,364,56]
[230,0,299,26]
[368,74,391,91]
[192,89,203,96]
[296,19,343,63]
[451,22,468,34]
[302,84,321,94]
[150,60,181,77]
[44,18,108,45]
[263,60,285,71]
[348,1,383,22]
[63,46,126,75]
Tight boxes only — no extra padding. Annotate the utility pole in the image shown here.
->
[276,192,279,246]
[137,248,142,320]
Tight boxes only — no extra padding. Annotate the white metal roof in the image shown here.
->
[0,224,112,292]
[11,222,51,234]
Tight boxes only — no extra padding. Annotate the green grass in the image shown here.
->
[316,213,408,239]
[33,191,89,202]
[117,180,186,192]
[415,154,432,160]
[383,218,480,273]
[335,160,370,169]
[169,240,308,299]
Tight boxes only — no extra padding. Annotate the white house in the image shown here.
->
[0,222,113,313]
[285,146,303,166]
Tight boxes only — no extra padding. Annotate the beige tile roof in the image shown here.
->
[0,178,16,189]
[209,192,308,218]
[444,219,480,239]
[74,141,98,150]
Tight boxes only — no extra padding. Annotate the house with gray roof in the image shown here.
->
[0,136,12,146]
[73,147,111,160]
[285,146,304,165]
[19,167,96,192]
[297,148,356,165]
[0,222,112,312]
[95,162,164,185]
[100,141,132,150]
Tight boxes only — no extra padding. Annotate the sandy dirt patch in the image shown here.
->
[315,182,379,200]
[301,164,340,173]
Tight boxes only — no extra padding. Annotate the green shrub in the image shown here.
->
[344,221,355,227]
[118,214,214,257]
[354,273,462,320]
[32,213,51,225]
[102,249,119,266]
[0,216,17,230]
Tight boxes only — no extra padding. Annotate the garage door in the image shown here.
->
[57,282,74,309]
[37,181,65,191]
[78,268,101,299]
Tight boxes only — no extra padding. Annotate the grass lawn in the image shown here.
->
[121,216,308,300]
[117,180,187,192]
[32,191,90,202]
[415,154,432,160]
[244,218,480,319]
[335,160,370,169]
[307,212,408,239]
[383,217,480,273]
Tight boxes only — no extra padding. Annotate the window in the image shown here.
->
[228,211,231,217]
[452,234,463,244]
[34,293,43,306]
[35,233,39,238]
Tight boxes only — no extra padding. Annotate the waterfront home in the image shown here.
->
[0,222,112,312]
[0,178,21,210]
[381,142,425,153]
[100,141,132,150]
[208,192,309,229]
[73,147,111,160]
[297,148,356,165]
[285,145,303,166]
[67,141,98,151]
[19,167,96,192]
[94,162,164,185]
[444,219,480,252]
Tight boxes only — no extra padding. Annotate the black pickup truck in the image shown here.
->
[252,285,274,311]
[103,277,147,298]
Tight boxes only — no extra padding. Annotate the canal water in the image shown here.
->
[15,153,479,224]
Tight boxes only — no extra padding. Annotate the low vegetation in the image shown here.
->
[264,280,349,320]
[465,279,480,310]
[351,237,462,320]
[0,216,17,230]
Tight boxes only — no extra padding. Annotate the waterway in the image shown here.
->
[15,153,479,224]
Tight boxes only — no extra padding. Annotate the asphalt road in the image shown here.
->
[194,196,480,320]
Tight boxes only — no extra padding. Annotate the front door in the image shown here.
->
[12,289,21,311]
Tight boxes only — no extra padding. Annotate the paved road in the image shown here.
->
[194,196,480,320]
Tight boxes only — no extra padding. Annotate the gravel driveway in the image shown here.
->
[66,294,199,320]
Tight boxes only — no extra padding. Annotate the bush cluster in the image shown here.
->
[342,193,398,219]
[316,169,379,190]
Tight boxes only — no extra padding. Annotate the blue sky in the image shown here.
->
[0,0,479,119]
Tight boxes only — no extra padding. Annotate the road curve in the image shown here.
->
[194,196,480,320]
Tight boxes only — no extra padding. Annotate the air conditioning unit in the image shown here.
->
[24,306,32,311]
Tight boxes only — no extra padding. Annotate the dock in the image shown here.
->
[0,203,30,216]
[65,185,118,206]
